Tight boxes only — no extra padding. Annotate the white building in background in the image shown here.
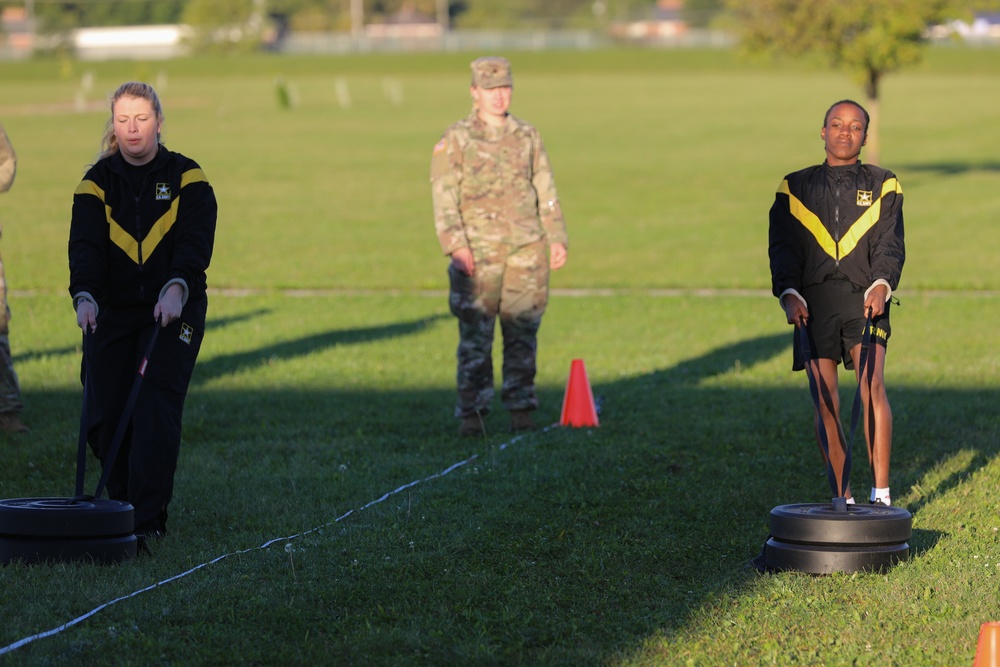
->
[1,6,192,61]
[73,25,191,60]
[929,13,1000,43]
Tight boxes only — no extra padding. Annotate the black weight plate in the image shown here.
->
[0,534,137,565]
[769,503,912,546]
[0,498,134,538]
[765,537,909,574]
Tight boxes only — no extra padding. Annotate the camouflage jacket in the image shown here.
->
[430,110,567,256]
[0,123,15,194]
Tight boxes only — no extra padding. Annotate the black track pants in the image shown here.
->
[82,297,206,533]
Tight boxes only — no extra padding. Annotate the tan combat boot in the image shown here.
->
[459,414,485,437]
[509,410,537,433]
[0,413,29,433]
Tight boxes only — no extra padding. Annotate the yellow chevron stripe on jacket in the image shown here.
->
[778,178,902,260]
[74,168,208,265]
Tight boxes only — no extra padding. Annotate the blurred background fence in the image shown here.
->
[2,0,997,62]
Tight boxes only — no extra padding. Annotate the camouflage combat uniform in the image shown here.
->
[0,122,24,428]
[430,58,568,420]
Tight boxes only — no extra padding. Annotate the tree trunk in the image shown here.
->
[351,0,364,38]
[863,69,881,166]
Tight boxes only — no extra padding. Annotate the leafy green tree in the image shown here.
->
[453,0,623,28]
[272,0,347,32]
[724,0,969,164]
[182,0,264,53]
[31,0,185,31]
[682,0,724,28]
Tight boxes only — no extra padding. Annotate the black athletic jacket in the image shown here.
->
[69,147,217,309]
[768,161,904,300]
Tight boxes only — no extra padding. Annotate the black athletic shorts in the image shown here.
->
[792,279,891,371]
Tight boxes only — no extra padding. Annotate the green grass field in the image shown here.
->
[0,47,998,665]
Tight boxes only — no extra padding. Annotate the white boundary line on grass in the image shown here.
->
[0,432,534,657]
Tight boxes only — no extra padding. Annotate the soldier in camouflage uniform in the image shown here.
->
[430,56,569,436]
[0,122,27,433]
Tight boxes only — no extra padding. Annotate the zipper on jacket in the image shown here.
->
[135,193,144,300]
[832,171,842,266]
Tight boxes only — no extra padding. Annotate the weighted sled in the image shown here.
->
[764,538,908,574]
[0,497,134,538]
[764,502,912,574]
[768,503,912,546]
[0,497,136,565]
[0,324,161,566]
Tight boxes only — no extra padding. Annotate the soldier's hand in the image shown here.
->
[154,283,184,327]
[76,300,97,333]
[549,243,567,271]
[780,294,809,327]
[864,284,888,318]
[450,247,475,276]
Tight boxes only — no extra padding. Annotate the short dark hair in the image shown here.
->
[823,99,869,134]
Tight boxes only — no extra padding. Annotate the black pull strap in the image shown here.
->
[800,311,878,504]
[91,320,161,500]
[846,311,878,490]
[74,329,92,498]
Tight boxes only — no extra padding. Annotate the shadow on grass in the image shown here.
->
[909,528,946,559]
[6,328,997,663]
[10,309,270,366]
[191,313,448,386]
[12,345,78,364]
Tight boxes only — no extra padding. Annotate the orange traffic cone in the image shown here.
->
[975,622,1000,666]
[560,359,599,427]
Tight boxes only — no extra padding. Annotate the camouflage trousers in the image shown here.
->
[0,246,22,415]
[448,240,549,418]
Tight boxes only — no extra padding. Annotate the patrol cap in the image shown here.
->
[470,56,513,89]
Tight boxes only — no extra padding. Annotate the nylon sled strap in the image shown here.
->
[91,322,161,501]
[800,312,874,500]
[846,312,877,488]
[74,330,92,498]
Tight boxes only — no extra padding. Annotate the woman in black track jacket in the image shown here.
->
[69,81,217,545]
[768,99,904,508]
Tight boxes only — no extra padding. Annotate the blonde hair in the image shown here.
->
[98,82,164,162]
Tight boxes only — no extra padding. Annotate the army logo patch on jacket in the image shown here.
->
[857,190,873,207]
[156,183,171,201]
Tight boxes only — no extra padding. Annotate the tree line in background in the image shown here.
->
[4,0,999,36]
[725,0,999,165]
[3,0,999,164]
[1,0,712,33]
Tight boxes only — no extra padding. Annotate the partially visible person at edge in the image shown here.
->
[69,82,217,545]
[0,122,27,434]
[430,56,569,437]
[768,99,904,507]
